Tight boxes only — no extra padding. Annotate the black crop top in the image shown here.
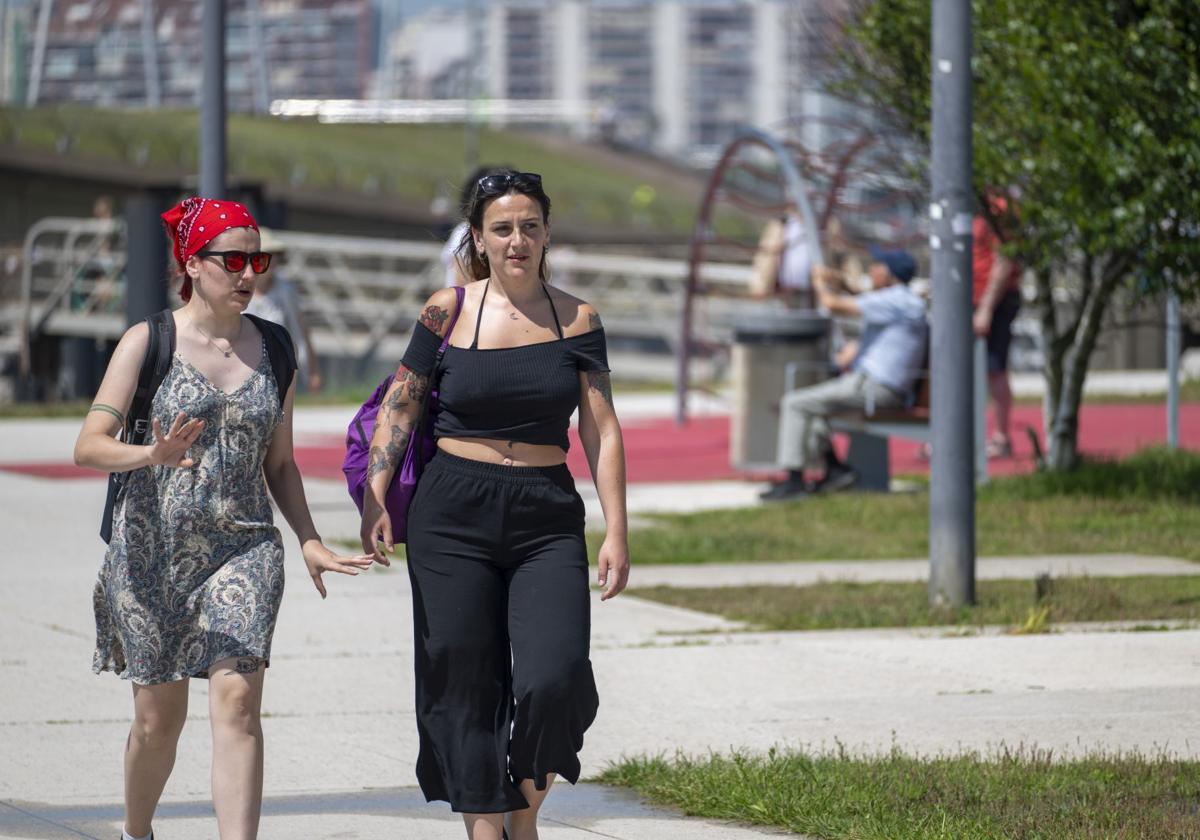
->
[399,282,609,451]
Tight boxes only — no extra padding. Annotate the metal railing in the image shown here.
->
[7,218,757,378]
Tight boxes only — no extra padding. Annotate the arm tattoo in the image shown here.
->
[588,312,603,332]
[89,403,124,423]
[367,424,412,483]
[403,369,429,402]
[383,369,429,413]
[586,371,614,407]
[369,370,426,483]
[419,305,450,335]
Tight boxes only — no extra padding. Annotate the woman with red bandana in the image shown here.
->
[73,197,374,840]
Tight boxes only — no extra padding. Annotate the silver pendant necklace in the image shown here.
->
[188,316,240,358]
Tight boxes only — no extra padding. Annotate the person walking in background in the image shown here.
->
[973,195,1023,459]
[442,166,506,288]
[361,170,630,840]
[244,227,323,393]
[761,247,927,501]
[74,197,373,840]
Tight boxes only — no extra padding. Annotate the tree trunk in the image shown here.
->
[1044,255,1126,470]
[1034,267,1061,458]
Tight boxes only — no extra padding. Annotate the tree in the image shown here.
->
[838,0,1200,468]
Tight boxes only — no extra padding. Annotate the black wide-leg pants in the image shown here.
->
[406,452,600,813]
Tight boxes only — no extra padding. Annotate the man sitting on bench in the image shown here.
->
[761,247,927,501]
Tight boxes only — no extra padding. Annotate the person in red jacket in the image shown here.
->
[972,195,1023,458]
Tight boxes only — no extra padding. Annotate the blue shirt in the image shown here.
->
[852,284,928,396]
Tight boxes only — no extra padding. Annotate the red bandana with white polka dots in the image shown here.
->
[160,197,259,271]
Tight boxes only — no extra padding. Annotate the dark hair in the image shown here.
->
[456,169,552,282]
[458,165,507,218]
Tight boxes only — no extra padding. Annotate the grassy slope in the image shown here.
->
[0,105,703,232]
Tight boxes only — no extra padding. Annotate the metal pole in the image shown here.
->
[1167,289,1181,449]
[246,0,270,115]
[928,0,975,608]
[0,0,9,103]
[139,0,161,108]
[26,0,51,107]
[200,0,226,196]
[463,0,481,175]
[125,192,169,326]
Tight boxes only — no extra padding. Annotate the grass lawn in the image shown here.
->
[0,105,709,234]
[596,448,1200,564]
[599,748,1200,840]
[626,575,1200,632]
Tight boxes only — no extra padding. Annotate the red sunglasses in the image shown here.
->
[197,249,273,274]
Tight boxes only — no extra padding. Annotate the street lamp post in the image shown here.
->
[200,0,227,197]
[928,0,976,607]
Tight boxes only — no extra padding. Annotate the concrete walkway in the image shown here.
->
[3,412,1199,839]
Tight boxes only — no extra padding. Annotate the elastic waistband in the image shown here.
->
[429,451,574,485]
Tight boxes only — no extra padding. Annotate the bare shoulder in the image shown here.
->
[417,287,463,337]
[547,286,603,338]
[114,321,151,360]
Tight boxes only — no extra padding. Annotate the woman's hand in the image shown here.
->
[147,412,205,468]
[360,496,394,565]
[596,537,630,601]
[302,539,376,599]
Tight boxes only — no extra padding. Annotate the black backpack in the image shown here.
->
[99,310,297,543]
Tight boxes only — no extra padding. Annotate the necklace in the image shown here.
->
[188,316,240,358]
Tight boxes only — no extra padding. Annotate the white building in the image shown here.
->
[381,0,853,159]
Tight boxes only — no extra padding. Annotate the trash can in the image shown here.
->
[730,308,829,470]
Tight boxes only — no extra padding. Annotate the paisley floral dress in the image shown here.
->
[93,337,286,684]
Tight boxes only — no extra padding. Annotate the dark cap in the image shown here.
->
[868,245,917,284]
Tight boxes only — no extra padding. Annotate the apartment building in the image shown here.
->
[22,0,374,110]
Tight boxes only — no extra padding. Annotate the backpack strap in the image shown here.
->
[244,313,297,406]
[100,309,174,543]
[127,310,175,444]
[437,285,466,359]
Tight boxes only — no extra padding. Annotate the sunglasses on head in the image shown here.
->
[197,250,273,274]
[476,172,543,194]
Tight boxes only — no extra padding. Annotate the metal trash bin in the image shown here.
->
[730,308,829,470]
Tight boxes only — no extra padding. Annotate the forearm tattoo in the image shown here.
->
[368,424,413,483]
[419,305,450,335]
[586,371,614,407]
[368,370,426,483]
[588,312,603,331]
[89,403,124,423]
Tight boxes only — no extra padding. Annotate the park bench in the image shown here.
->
[788,338,988,491]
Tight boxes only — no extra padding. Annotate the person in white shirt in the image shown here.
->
[244,228,322,392]
[442,166,507,288]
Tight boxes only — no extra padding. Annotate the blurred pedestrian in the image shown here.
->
[74,197,373,840]
[245,227,323,393]
[973,194,1022,458]
[361,170,630,840]
[443,166,507,288]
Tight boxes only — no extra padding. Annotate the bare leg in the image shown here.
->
[988,371,1013,446]
[125,680,190,838]
[208,656,266,840]
[508,773,557,840]
[462,813,505,840]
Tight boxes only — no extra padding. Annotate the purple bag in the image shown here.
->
[344,285,464,543]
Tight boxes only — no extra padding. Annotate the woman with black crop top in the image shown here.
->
[359,170,629,840]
